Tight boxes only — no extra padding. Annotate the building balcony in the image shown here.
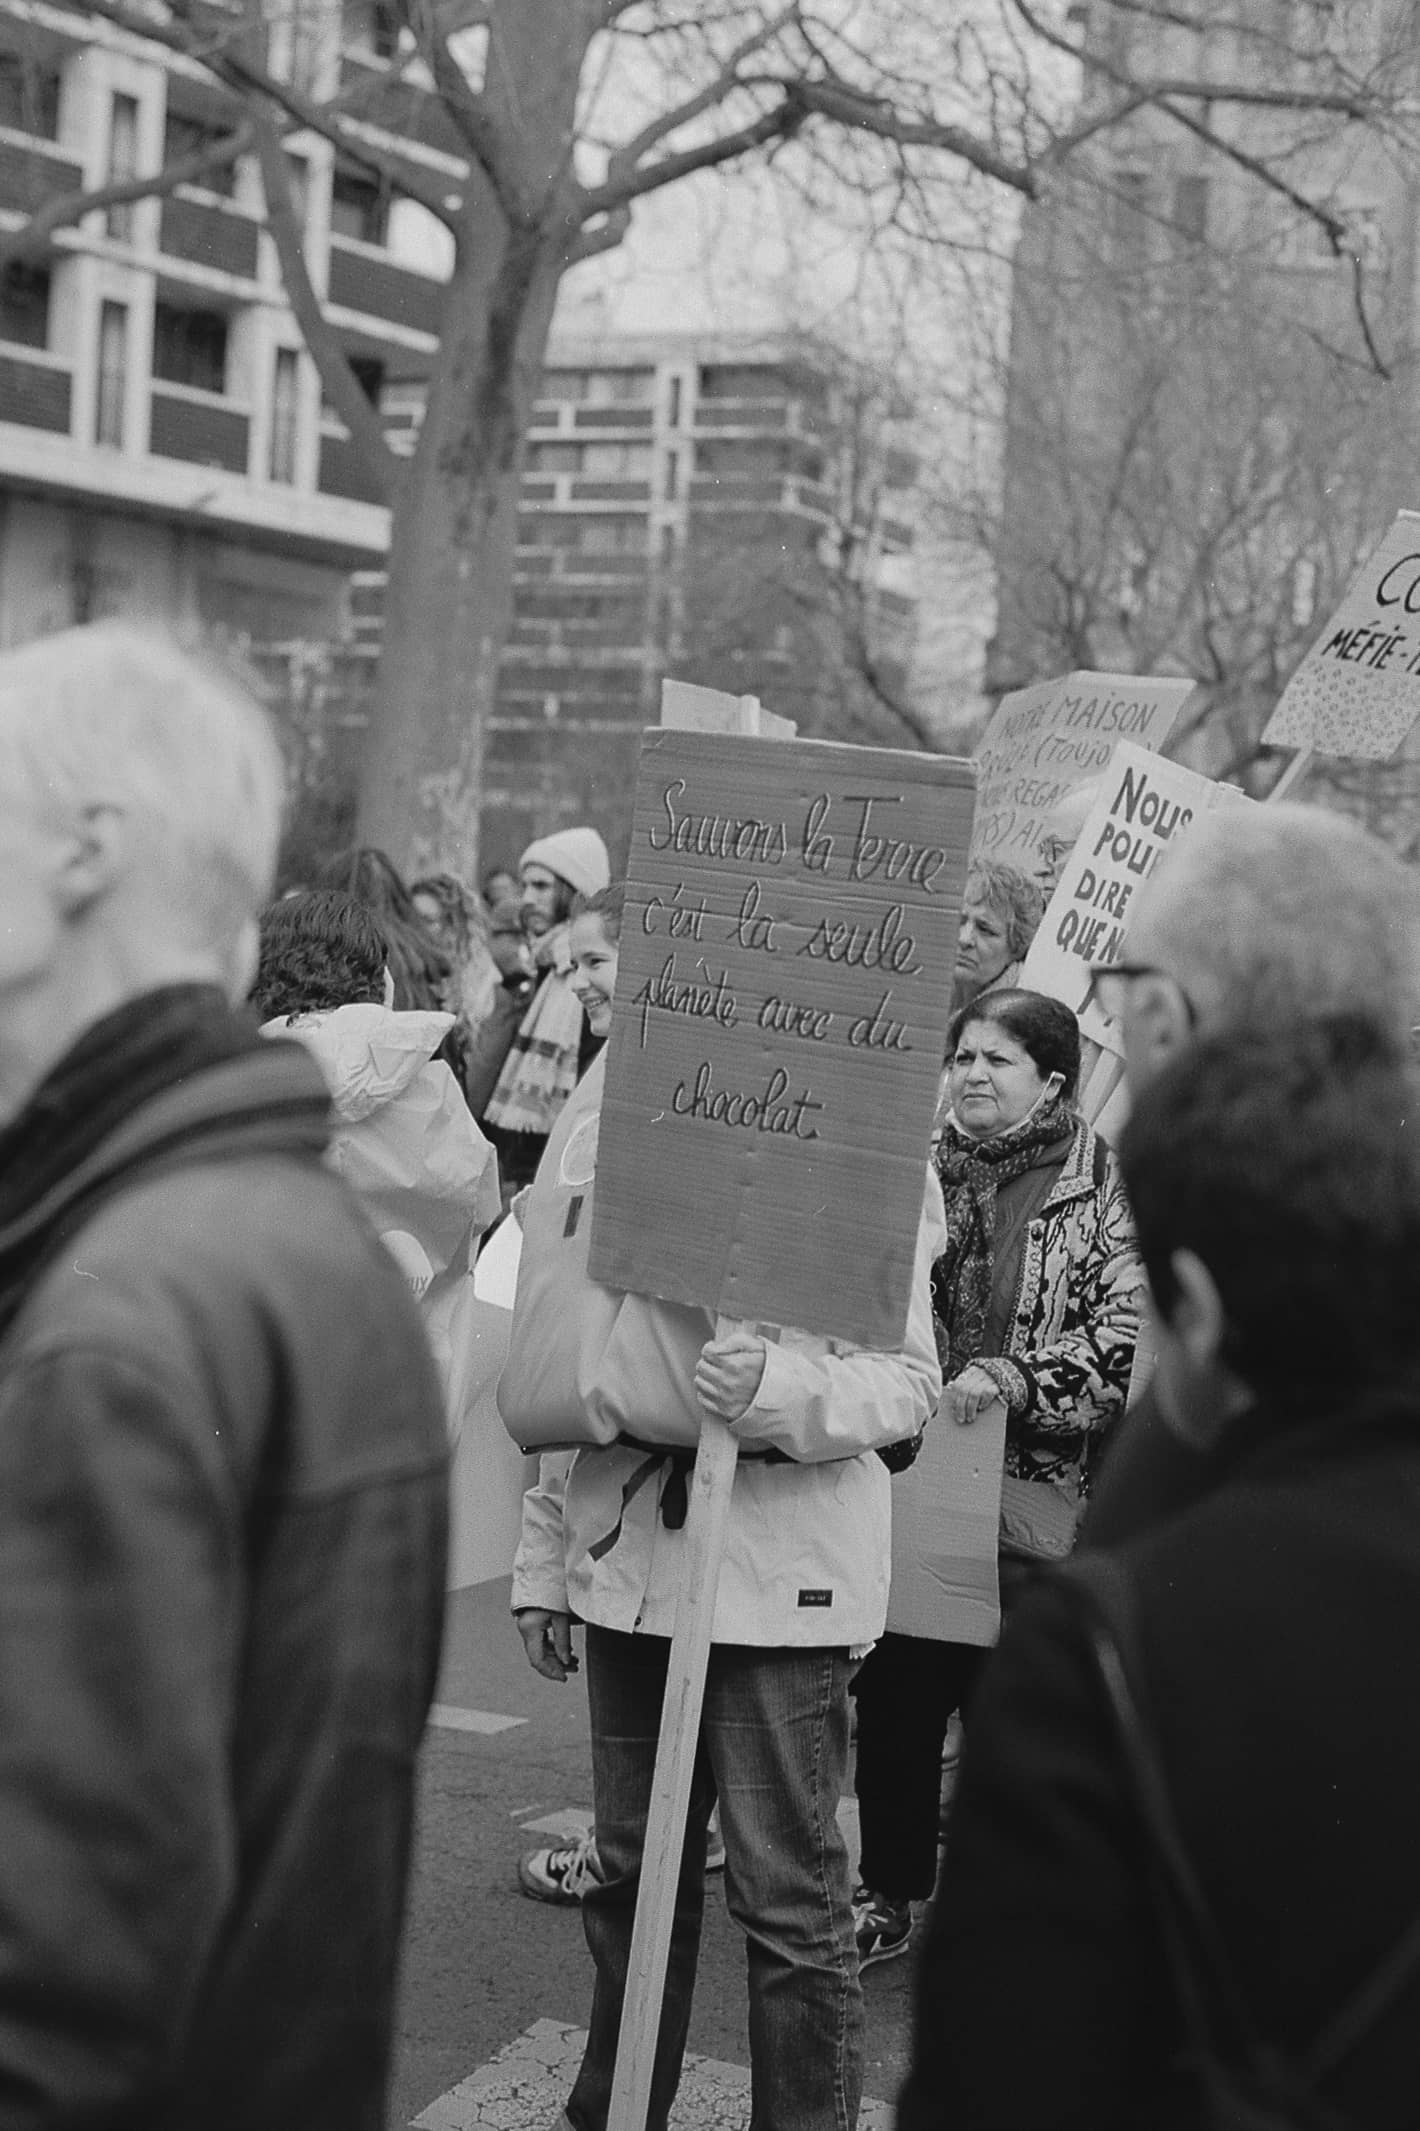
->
[568,478,652,503]
[149,381,250,473]
[0,132,83,214]
[0,342,70,432]
[158,190,260,283]
[572,405,655,431]
[694,399,792,431]
[338,52,466,160]
[326,235,443,339]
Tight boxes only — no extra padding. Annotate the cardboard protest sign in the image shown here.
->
[972,670,1195,874]
[1021,742,1251,1052]
[1262,511,1420,760]
[887,1396,1006,1647]
[589,730,975,1348]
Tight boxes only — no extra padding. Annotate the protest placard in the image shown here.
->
[589,729,975,1348]
[1020,742,1251,1051]
[972,670,1196,874]
[1262,511,1420,760]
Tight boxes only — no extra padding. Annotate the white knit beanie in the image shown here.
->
[519,825,611,900]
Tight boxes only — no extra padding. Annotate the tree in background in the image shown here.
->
[5,0,1415,867]
[974,0,1420,807]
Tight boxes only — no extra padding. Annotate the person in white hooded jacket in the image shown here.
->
[501,884,944,2131]
[252,890,501,1422]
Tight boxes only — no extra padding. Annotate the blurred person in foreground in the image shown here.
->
[1081,801,1420,1547]
[949,859,1045,1018]
[482,825,610,1191]
[851,990,1142,1969]
[899,1013,1420,2130]
[0,625,448,2127]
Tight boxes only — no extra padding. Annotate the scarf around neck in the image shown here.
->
[931,1094,1076,1372]
[483,923,585,1137]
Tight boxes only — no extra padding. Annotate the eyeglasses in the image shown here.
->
[1087,960,1198,1029]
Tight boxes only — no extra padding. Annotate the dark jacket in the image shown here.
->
[900,1393,1420,2131]
[0,1038,448,2128]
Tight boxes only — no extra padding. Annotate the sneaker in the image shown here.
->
[852,1885,913,1968]
[518,1827,603,1904]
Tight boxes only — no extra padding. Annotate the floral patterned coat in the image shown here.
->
[968,1119,1146,1502]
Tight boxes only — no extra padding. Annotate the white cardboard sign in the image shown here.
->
[1263,510,1420,760]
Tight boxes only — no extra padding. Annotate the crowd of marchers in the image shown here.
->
[0,619,1417,2131]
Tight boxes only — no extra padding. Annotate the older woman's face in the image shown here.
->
[949,1018,1050,1139]
[956,896,1013,998]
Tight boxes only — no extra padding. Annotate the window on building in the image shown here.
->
[667,374,682,427]
[578,516,643,555]
[164,108,237,198]
[270,346,300,482]
[95,300,127,446]
[106,93,139,242]
[348,353,385,404]
[1172,174,1209,243]
[152,301,228,393]
[699,363,782,400]
[663,450,679,501]
[541,368,589,400]
[581,440,651,478]
[282,152,309,232]
[343,0,400,59]
[525,441,582,474]
[0,52,60,139]
[0,262,49,348]
[330,163,390,245]
[1111,168,1151,263]
[585,367,655,406]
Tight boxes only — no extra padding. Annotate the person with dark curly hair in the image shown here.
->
[250,888,386,1020]
[315,846,450,1012]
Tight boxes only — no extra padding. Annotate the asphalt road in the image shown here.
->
[388,1578,917,2128]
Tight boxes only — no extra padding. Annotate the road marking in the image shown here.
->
[412,2017,896,2128]
[427,1703,528,1735]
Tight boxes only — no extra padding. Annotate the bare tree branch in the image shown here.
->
[563,202,631,266]
[583,90,811,214]
[251,114,400,498]
[606,4,799,179]
[0,122,254,270]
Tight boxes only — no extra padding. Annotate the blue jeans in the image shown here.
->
[565,1626,862,2131]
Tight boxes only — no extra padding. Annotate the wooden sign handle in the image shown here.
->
[607,1403,740,2130]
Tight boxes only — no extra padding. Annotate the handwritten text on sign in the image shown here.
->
[1020,742,1251,1051]
[589,732,976,1349]
[971,670,1194,873]
[1263,510,1420,760]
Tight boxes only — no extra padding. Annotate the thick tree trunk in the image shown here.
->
[356,0,596,877]
[357,217,562,876]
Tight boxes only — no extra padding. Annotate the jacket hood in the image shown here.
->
[261,1003,456,1121]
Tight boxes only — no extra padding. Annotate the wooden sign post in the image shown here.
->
[597,702,975,2128]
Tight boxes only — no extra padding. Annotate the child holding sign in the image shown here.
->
[505,883,945,2131]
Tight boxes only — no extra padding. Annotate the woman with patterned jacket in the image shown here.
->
[851,988,1145,1970]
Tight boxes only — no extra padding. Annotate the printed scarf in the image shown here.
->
[932,1096,1075,1374]
[483,925,585,1137]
